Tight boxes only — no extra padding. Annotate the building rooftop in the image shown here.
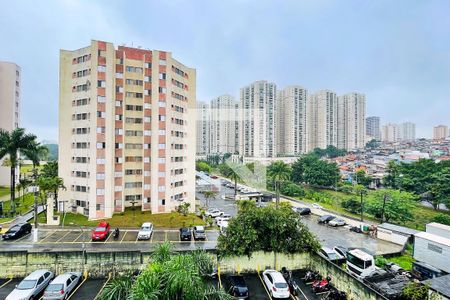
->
[424,274,450,297]
[415,232,450,247]
[378,223,420,235]
[427,222,450,232]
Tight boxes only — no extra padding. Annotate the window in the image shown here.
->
[158,87,166,94]
[96,173,105,180]
[96,142,106,149]
[116,72,123,78]
[97,127,105,133]
[158,186,165,192]
[158,172,166,177]
[97,96,106,103]
[145,62,151,68]
[96,189,105,195]
[159,73,166,80]
[115,100,122,107]
[125,66,143,73]
[98,65,106,72]
[115,128,123,135]
[97,111,105,118]
[144,130,151,136]
[115,114,123,121]
[125,182,143,188]
[159,130,166,135]
[144,76,151,82]
[158,101,166,107]
[159,59,167,66]
[159,115,166,121]
[158,158,166,163]
[428,243,443,254]
[158,144,166,149]
[97,80,106,88]
[96,158,105,164]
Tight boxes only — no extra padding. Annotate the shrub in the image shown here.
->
[375,256,388,268]
[432,214,450,226]
[341,198,362,214]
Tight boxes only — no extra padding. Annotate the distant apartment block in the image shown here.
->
[276,86,308,155]
[399,122,416,141]
[337,93,366,150]
[381,123,399,142]
[240,81,277,158]
[196,101,210,155]
[366,116,380,141]
[59,40,196,219]
[0,61,21,186]
[433,125,449,140]
[210,94,239,154]
[308,90,338,150]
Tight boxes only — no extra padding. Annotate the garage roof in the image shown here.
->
[378,223,420,235]
[415,232,450,247]
[424,274,450,298]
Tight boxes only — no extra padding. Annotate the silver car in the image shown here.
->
[6,269,54,300]
[43,272,82,300]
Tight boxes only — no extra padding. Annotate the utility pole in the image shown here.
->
[131,199,138,221]
[32,168,39,243]
[381,193,389,223]
[360,190,364,222]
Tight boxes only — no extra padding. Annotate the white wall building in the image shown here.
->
[0,61,21,186]
[240,80,277,158]
[433,125,449,140]
[308,90,338,150]
[337,92,366,150]
[399,122,416,141]
[196,101,210,155]
[381,123,400,142]
[366,116,381,141]
[210,94,239,154]
[276,86,308,155]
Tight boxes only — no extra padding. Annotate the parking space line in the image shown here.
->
[67,275,87,300]
[150,232,154,243]
[105,232,113,243]
[0,278,12,289]
[257,271,273,300]
[70,232,83,243]
[297,283,309,300]
[94,273,111,300]
[56,231,72,243]
[120,231,127,243]
[39,231,57,243]
[13,233,31,243]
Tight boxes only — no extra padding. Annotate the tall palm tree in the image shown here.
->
[202,190,217,208]
[39,162,65,208]
[267,161,291,209]
[0,128,37,214]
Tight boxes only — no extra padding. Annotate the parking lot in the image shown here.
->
[0,229,220,246]
[0,276,108,300]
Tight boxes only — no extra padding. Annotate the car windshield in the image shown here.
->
[46,284,64,291]
[8,226,19,232]
[141,226,151,231]
[17,280,37,290]
[94,227,106,232]
[328,252,340,260]
[275,282,288,288]
[347,252,366,269]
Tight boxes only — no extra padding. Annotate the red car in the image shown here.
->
[91,221,110,241]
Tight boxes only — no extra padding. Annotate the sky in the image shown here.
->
[1,0,449,140]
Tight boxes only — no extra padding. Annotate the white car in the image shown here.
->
[205,209,224,218]
[6,269,54,300]
[215,214,231,226]
[262,270,290,299]
[43,272,82,300]
[328,218,346,227]
[137,222,154,240]
[219,221,229,235]
[312,203,323,210]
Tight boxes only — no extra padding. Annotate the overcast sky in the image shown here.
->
[1,0,449,140]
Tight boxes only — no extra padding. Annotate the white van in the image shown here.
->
[346,249,376,278]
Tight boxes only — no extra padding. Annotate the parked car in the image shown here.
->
[2,222,32,240]
[318,215,336,224]
[262,270,290,299]
[179,227,192,241]
[91,221,110,241]
[312,203,323,210]
[296,207,311,215]
[211,175,218,179]
[216,214,231,226]
[333,246,348,259]
[193,225,206,240]
[219,221,229,235]
[328,218,346,227]
[43,272,82,300]
[205,208,224,218]
[223,275,249,299]
[6,269,54,300]
[137,222,154,240]
[318,247,344,261]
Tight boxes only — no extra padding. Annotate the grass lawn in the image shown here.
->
[20,164,43,175]
[388,255,415,270]
[2,193,36,215]
[41,209,206,228]
[0,186,9,198]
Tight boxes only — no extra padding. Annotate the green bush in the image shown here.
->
[375,256,388,268]
[281,182,305,197]
[341,198,362,214]
[432,214,450,226]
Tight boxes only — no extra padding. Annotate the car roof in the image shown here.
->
[265,270,285,282]
[180,227,190,231]
[51,273,78,284]
[25,270,50,280]
[142,222,153,226]
[97,221,109,227]
[321,247,335,254]
[229,275,246,285]
[194,226,205,230]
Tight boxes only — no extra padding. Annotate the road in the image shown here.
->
[197,178,402,255]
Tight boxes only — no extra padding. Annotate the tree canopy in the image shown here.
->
[292,154,340,187]
[313,145,347,158]
[365,189,417,224]
[217,202,320,257]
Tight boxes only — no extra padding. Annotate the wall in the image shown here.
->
[0,250,387,300]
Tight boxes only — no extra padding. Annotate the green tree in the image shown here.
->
[202,190,217,208]
[267,161,291,208]
[292,154,340,187]
[98,276,133,300]
[177,202,191,216]
[196,160,212,173]
[218,163,242,200]
[365,190,417,224]
[217,204,320,257]
[355,170,372,187]
[402,282,437,300]
[0,128,37,214]
[353,184,368,221]
[341,198,362,214]
[432,214,450,226]
[365,139,379,149]
[280,182,305,197]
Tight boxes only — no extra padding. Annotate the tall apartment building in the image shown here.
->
[337,93,366,150]
[308,90,338,150]
[0,61,21,186]
[210,94,239,154]
[240,81,277,158]
[381,123,399,142]
[59,40,196,220]
[276,86,308,155]
[433,125,449,140]
[196,101,210,155]
[399,122,416,141]
[366,116,381,141]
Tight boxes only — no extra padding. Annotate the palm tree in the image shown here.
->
[97,276,133,300]
[0,128,37,215]
[17,174,31,203]
[267,161,291,209]
[202,190,218,208]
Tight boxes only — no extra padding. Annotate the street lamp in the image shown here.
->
[32,168,39,243]
[381,193,391,223]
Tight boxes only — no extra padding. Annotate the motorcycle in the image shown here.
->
[321,289,347,300]
[113,228,120,239]
[304,270,321,283]
[281,267,299,296]
[312,276,332,294]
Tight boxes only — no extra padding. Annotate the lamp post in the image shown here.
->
[70,222,86,273]
[32,168,39,243]
[381,193,390,223]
